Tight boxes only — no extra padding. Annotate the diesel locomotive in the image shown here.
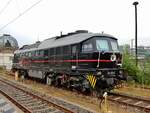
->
[12,30,125,94]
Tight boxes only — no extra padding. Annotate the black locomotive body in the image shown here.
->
[12,30,125,94]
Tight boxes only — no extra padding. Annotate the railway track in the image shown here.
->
[2,71,150,113]
[108,92,150,113]
[0,76,94,113]
[134,85,150,90]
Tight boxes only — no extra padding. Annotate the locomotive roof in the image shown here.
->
[14,41,41,53]
[38,32,116,49]
[15,32,117,53]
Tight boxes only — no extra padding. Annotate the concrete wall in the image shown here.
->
[0,53,14,70]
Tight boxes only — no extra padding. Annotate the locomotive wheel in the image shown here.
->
[55,78,61,87]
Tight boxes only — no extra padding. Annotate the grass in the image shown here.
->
[113,83,150,99]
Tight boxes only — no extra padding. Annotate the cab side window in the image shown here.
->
[82,43,93,52]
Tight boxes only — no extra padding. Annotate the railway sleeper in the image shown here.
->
[33,107,58,113]
[19,99,38,105]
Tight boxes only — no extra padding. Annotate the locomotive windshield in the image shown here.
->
[96,39,109,51]
[96,38,119,52]
[111,41,119,51]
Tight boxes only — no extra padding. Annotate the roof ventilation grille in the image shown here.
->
[55,30,88,39]
[75,30,88,33]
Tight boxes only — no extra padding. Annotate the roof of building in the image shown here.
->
[0,34,18,48]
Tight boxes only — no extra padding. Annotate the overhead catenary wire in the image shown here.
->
[15,0,21,15]
[0,0,44,31]
[0,0,13,16]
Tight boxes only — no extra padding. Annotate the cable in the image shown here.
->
[0,0,13,16]
[0,0,44,31]
[15,0,21,15]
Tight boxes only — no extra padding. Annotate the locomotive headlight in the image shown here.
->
[110,54,116,61]
[97,71,102,75]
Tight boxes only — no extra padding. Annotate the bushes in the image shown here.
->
[122,47,150,85]
[137,59,150,85]
[122,46,138,80]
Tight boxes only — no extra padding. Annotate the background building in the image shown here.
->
[0,34,18,70]
[119,44,150,60]
[130,46,150,59]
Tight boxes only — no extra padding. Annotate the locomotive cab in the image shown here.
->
[78,36,124,90]
[79,36,122,70]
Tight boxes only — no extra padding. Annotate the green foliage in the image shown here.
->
[122,46,150,85]
[137,59,150,85]
[122,46,138,81]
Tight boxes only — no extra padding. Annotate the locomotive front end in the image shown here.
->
[80,35,126,93]
[93,36,125,92]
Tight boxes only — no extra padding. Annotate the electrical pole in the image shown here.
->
[133,1,139,66]
[131,39,134,55]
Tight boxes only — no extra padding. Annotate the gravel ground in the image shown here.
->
[1,71,149,113]
[0,93,23,113]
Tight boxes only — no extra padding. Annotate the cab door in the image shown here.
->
[78,39,94,70]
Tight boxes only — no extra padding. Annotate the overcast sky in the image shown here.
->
[0,0,149,47]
